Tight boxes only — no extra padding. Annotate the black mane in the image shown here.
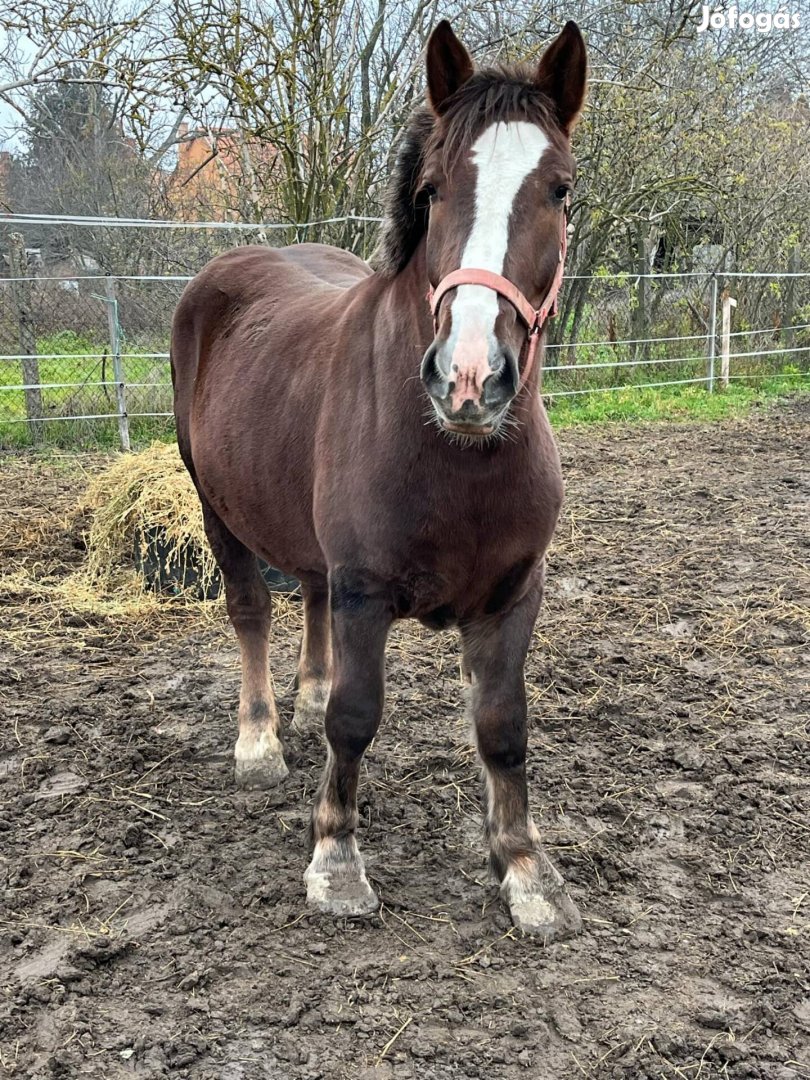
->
[371,68,557,277]
[370,107,434,277]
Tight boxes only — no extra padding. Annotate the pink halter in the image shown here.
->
[425,210,568,392]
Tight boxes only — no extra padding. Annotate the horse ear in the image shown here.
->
[426,21,474,115]
[534,21,587,135]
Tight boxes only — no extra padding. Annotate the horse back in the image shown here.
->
[171,243,370,433]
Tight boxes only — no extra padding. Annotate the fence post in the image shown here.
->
[720,290,737,390]
[8,233,43,441]
[706,273,718,392]
[103,275,131,451]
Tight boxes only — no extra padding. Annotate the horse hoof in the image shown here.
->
[234,753,288,789]
[304,861,379,917]
[508,890,582,941]
[501,851,582,942]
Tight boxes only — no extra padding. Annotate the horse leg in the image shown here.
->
[460,579,581,941]
[304,570,391,916]
[201,502,288,789]
[292,578,332,729]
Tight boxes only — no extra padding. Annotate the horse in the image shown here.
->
[171,19,587,941]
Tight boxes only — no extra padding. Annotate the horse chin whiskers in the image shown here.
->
[423,401,516,449]
[497,411,521,444]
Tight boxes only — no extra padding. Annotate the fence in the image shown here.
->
[1,220,809,448]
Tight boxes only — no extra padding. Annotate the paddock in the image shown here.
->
[1,400,807,1079]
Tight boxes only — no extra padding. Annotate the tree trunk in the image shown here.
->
[783,246,800,349]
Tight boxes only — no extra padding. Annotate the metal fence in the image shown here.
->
[2,229,809,448]
[0,272,186,447]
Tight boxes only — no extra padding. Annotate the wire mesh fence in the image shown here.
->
[1,220,809,448]
[0,272,186,445]
[543,270,810,398]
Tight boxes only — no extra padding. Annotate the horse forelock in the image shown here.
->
[370,66,562,278]
[433,66,561,173]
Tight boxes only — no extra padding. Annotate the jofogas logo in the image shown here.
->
[697,5,800,31]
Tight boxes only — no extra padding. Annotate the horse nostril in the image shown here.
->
[482,348,519,406]
[420,343,450,398]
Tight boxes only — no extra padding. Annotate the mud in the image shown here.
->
[1,401,808,1079]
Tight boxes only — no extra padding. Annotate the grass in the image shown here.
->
[0,415,174,450]
[0,330,173,447]
[545,373,809,426]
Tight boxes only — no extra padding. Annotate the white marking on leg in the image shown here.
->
[445,122,550,409]
[295,678,330,716]
[304,835,378,914]
[234,727,283,763]
[501,865,555,918]
[305,836,366,889]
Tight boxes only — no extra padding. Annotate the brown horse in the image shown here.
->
[171,20,587,940]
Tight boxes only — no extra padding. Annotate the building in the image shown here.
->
[170,124,280,221]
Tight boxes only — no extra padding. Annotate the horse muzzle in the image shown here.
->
[421,341,519,436]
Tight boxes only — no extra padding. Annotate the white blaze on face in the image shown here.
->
[446,122,550,412]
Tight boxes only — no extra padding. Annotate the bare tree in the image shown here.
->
[1,0,807,281]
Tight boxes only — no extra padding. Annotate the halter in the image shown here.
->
[425,207,569,392]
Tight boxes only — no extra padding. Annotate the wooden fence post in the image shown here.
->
[632,225,650,363]
[8,233,43,441]
[720,289,737,390]
[103,275,131,451]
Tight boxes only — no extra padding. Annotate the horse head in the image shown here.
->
[418,20,587,438]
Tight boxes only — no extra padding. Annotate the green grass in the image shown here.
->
[546,374,809,426]
[0,416,175,450]
[0,330,173,448]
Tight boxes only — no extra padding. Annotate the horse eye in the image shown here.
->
[422,183,438,201]
[554,185,570,202]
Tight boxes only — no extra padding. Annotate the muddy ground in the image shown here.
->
[1,401,808,1080]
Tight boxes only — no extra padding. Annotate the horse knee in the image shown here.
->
[325,692,381,760]
[226,577,271,629]
[474,707,527,772]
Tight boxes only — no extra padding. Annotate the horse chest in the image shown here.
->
[385,491,552,621]
[316,408,562,620]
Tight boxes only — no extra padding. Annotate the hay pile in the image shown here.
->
[78,442,219,597]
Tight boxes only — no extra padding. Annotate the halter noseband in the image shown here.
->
[425,208,569,392]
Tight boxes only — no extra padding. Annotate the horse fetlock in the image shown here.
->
[500,850,581,942]
[234,728,288,789]
[304,836,379,916]
[292,679,331,730]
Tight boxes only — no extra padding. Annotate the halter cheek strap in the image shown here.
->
[425,210,568,392]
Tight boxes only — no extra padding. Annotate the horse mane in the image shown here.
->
[370,107,435,277]
[370,66,558,277]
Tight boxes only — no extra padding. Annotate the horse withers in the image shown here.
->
[171,20,587,940]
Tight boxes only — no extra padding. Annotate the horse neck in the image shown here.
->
[372,236,434,361]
